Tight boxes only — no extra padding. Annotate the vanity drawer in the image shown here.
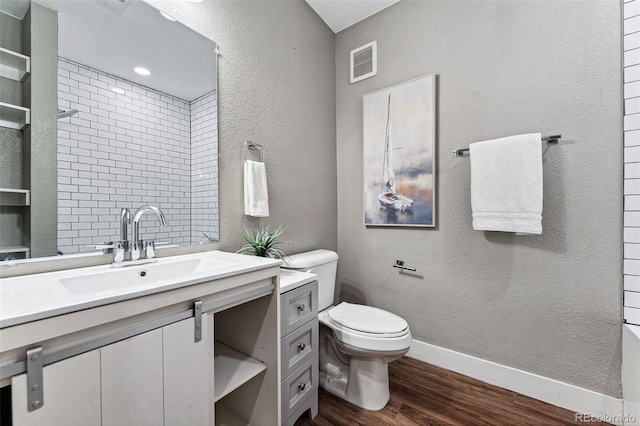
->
[280,281,318,336]
[281,318,318,379]
[281,355,318,421]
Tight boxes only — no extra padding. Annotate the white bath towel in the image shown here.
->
[469,133,543,234]
[244,159,269,217]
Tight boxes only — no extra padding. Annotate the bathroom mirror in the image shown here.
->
[1,0,219,260]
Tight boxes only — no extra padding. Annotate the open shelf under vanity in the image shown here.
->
[214,341,267,402]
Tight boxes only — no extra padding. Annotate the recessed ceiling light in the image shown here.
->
[188,0,203,3]
[160,11,176,21]
[134,67,151,76]
[111,87,125,94]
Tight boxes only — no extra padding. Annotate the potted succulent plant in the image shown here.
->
[236,225,289,259]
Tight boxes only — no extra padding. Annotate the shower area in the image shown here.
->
[623,0,640,422]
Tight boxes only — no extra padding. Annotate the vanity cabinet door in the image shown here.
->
[11,350,101,426]
[101,328,164,426]
[163,314,214,425]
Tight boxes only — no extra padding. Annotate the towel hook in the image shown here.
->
[245,140,264,162]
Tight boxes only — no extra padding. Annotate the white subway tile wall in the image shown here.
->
[190,91,219,244]
[624,0,640,325]
[57,58,218,255]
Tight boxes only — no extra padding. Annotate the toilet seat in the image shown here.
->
[319,303,412,352]
[328,302,408,335]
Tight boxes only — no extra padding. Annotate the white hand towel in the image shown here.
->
[244,159,269,217]
[470,133,543,234]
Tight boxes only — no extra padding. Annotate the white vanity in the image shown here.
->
[0,251,282,425]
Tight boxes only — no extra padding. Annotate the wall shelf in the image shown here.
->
[0,245,30,254]
[0,47,30,82]
[0,188,30,206]
[213,341,267,403]
[0,102,30,130]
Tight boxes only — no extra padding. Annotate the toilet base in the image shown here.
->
[320,356,390,411]
[320,326,401,411]
[317,311,410,412]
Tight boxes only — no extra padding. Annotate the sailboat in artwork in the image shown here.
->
[377,95,414,212]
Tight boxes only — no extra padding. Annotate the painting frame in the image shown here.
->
[363,74,437,228]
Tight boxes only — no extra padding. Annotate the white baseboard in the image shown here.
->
[406,339,624,423]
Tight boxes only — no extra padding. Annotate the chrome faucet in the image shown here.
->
[110,207,131,262]
[89,205,168,267]
[131,205,168,261]
[120,207,131,242]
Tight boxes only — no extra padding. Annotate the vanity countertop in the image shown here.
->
[0,251,281,329]
[279,269,317,294]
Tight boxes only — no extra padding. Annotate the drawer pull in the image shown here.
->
[297,304,305,312]
[297,343,306,351]
[298,382,306,391]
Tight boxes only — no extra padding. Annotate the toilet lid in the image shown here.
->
[328,302,408,334]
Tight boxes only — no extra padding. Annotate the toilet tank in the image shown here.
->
[282,250,338,310]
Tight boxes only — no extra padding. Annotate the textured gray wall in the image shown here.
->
[335,1,622,396]
[124,0,337,255]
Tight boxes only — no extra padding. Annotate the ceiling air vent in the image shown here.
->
[350,41,377,84]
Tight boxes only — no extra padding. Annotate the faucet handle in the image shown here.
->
[131,240,143,261]
[113,241,127,263]
[144,240,156,259]
[87,242,114,254]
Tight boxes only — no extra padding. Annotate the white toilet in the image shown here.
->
[283,249,412,411]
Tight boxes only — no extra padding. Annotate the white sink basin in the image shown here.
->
[1,250,282,328]
[57,257,238,296]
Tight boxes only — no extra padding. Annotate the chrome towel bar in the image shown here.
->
[453,134,562,157]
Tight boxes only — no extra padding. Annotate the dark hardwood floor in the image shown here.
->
[295,356,611,426]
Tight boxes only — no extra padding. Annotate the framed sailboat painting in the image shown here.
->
[363,74,436,227]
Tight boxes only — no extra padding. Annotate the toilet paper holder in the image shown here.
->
[393,260,416,272]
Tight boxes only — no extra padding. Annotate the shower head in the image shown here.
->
[57,108,78,120]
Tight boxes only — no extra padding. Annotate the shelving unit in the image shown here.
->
[214,341,267,402]
[0,47,30,82]
[0,101,30,130]
[0,188,31,206]
[0,25,32,262]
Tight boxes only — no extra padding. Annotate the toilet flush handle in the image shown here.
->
[305,268,315,274]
